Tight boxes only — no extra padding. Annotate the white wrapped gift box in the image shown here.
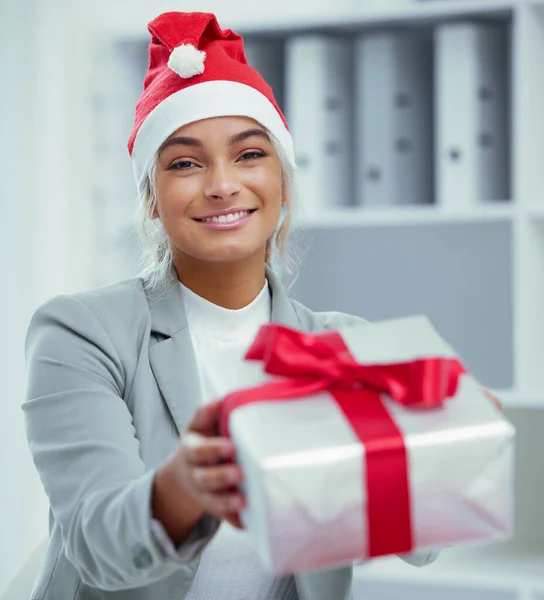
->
[221,316,515,574]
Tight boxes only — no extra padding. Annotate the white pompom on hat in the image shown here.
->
[167,43,206,78]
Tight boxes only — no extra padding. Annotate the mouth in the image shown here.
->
[193,208,257,229]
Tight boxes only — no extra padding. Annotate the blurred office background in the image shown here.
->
[1,0,544,598]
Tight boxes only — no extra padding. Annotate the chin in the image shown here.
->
[175,234,270,265]
[204,243,267,264]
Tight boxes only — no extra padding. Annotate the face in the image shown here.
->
[153,116,284,266]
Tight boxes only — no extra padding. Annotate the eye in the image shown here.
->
[239,150,269,161]
[168,160,198,171]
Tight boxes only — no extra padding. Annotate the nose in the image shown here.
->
[204,161,241,202]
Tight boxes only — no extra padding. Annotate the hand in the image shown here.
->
[153,401,245,541]
[178,400,246,528]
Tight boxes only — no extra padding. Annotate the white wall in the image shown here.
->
[0,0,96,592]
[0,0,48,593]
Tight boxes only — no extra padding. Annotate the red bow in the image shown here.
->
[220,324,464,558]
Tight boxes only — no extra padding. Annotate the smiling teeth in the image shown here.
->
[201,211,250,223]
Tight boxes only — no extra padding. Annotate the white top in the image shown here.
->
[180,280,298,600]
[181,280,273,404]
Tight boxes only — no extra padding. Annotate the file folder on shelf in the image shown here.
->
[285,35,354,213]
[243,38,285,111]
[434,22,510,209]
[354,32,434,207]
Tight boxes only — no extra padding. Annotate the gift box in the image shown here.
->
[220,316,515,575]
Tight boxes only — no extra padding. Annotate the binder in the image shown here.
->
[354,31,434,207]
[434,23,509,209]
[285,35,353,213]
[243,39,285,111]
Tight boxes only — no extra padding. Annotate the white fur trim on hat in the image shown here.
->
[132,80,296,191]
[168,44,206,79]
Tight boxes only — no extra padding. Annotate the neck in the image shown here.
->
[173,253,267,310]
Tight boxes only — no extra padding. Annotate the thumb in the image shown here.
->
[187,400,222,436]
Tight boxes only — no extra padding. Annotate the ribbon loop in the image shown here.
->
[243,323,464,408]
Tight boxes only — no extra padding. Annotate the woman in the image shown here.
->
[23,11,439,600]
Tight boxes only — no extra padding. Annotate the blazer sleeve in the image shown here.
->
[23,295,219,591]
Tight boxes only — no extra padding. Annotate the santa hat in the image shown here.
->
[128,11,296,191]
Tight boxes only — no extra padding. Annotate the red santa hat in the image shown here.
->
[128,11,296,190]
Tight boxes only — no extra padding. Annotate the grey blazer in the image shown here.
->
[23,266,437,600]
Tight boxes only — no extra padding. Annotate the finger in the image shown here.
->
[483,389,502,411]
[187,401,222,436]
[182,432,236,466]
[201,490,246,519]
[191,464,244,493]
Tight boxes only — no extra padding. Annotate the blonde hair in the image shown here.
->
[135,133,298,289]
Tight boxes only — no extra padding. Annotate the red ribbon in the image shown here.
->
[220,324,465,558]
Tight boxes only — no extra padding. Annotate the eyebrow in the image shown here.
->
[158,128,271,155]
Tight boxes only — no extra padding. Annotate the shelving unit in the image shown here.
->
[238,0,544,410]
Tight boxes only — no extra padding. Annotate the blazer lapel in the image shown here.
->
[145,265,302,437]
[146,266,202,436]
[266,266,301,328]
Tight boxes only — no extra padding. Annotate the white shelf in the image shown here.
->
[232,0,527,36]
[294,204,514,228]
[355,545,544,590]
[235,0,516,35]
[88,0,526,39]
[493,388,544,408]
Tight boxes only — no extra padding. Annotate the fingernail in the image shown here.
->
[221,444,234,459]
[184,433,202,450]
[228,469,241,484]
